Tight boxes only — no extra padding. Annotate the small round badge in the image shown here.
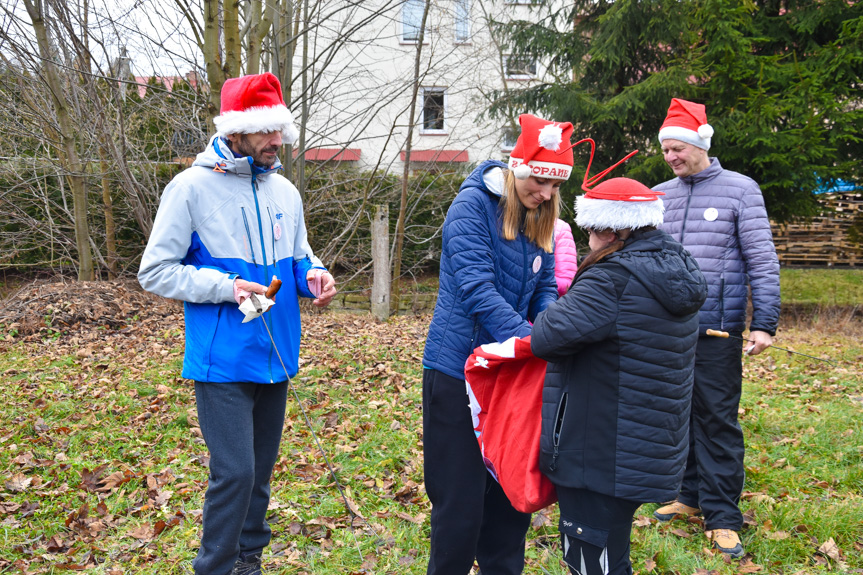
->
[533,255,542,274]
[704,207,719,222]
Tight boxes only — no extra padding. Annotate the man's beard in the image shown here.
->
[235,135,279,168]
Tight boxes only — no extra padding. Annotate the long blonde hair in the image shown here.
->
[499,169,559,253]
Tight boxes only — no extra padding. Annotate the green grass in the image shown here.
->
[0,307,861,574]
[780,269,863,306]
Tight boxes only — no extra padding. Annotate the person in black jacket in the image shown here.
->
[531,175,707,575]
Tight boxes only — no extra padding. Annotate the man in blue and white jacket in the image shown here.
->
[652,98,780,559]
[138,72,336,575]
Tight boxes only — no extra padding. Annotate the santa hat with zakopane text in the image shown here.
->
[657,98,714,151]
[214,72,300,144]
[508,114,577,180]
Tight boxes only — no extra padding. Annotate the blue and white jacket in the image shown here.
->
[138,135,325,383]
[423,160,558,380]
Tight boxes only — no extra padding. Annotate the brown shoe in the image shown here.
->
[653,501,701,522]
[706,529,744,558]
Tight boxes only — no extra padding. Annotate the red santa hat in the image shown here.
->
[657,98,713,150]
[574,141,665,230]
[576,178,665,231]
[508,114,575,180]
[214,72,300,144]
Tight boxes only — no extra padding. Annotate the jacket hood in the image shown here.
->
[613,229,707,316]
[192,135,282,179]
[460,159,509,198]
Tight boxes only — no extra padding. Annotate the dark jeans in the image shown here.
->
[555,487,641,575]
[423,368,532,575]
[192,380,288,575]
[678,335,745,531]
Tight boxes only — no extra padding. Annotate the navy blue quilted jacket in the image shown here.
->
[423,160,557,380]
[531,229,707,502]
[654,158,780,336]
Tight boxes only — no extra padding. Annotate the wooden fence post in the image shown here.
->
[371,204,391,321]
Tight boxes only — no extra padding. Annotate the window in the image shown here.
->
[455,0,470,43]
[402,0,425,42]
[501,126,519,151]
[505,55,537,79]
[421,89,446,133]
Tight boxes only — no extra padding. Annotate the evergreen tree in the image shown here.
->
[491,0,863,221]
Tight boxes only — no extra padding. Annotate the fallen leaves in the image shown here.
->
[1,280,861,573]
[5,472,33,492]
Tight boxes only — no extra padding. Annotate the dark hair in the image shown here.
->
[572,239,625,284]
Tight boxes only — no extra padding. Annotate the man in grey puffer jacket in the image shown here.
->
[651,98,780,558]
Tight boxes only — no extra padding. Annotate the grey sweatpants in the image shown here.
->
[192,380,288,575]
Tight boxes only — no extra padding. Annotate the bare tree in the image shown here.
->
[22,0,94,280]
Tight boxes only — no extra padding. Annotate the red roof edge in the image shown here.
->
[293,148,361,161]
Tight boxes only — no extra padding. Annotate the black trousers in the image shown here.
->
[555,487,641,575]
[423,368,532,575]
[678,334,745,531]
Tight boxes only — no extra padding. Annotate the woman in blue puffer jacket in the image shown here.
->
[421,114,573,575]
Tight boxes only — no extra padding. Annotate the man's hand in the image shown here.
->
[307,270,337,308]
[234,278,267,305]
[745,330,773,356]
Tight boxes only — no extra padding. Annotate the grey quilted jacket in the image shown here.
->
[654,158,780,335]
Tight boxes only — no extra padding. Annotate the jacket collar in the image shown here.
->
[678,157,723,185]
[193,135,282,179]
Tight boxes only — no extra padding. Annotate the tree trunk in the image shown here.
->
[392,0,431,312]
[296,0,309,202]
[224,0,242,78]
[203,0,224,133]
[277,0,295,177]
[23,0,94,280]
[248,0,276,74]
[100,155,117,279]
[247,0,263,74]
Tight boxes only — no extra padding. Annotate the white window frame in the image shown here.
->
[401,0,426,43]
[455,0,471,44]
[505,54,537,79]
[501,125,519,152]
[420,88,447,134]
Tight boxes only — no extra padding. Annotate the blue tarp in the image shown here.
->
[814,178,860,194]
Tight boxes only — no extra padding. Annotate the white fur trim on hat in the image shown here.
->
[575,196,665,231]
[214,105,300,144]
[658,125,711,150]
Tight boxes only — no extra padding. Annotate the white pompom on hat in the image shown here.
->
[508,114,575,180]
[658,98,713,150]
[214,72,300,144]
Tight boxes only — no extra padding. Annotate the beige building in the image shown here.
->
[293,0,560,174]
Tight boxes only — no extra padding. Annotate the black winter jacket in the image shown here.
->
[531,229,707,503]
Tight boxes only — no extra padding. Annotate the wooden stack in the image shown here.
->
[772,192,863,268]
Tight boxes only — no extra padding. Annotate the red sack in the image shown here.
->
[465,335,557,513]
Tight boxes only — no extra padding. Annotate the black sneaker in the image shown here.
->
[231,552,263,575]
